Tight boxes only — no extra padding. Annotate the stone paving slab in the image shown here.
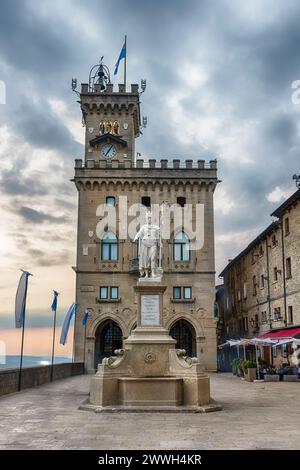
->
[0,373,299,449]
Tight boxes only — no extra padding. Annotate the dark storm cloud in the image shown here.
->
[27,247,72,266]
[263,113,298,146]
[0,1,73,72]
[18,206,68,224]
[0,0,84,157]
[0,0,300,277]
[1,166,48,196]
[15,98,82,155]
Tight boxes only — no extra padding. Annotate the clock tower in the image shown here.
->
[79,59,141,165]
[73,58,219,373]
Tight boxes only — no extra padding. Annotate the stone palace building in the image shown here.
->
[219,188,300,348]
[72,61,219,372]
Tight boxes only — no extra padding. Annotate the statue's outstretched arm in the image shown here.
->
[134,226,143,242]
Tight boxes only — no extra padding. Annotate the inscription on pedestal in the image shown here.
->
[141,295,160,326]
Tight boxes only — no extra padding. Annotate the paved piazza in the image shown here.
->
[0,373,299,450]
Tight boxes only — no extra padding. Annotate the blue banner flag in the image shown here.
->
[15,270,32,328]
[60,303,78,345]
[51,290,59,312]
[114,41,126,76]
[82,309,89,327]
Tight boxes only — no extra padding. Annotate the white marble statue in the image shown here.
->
[134,211,162,279]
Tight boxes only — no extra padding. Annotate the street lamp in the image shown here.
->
[292,174,300,188]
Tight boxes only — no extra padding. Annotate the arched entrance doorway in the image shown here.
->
[94,319,123,368]
[170,319,196,357]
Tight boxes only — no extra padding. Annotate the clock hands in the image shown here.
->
[101,144,116,159]
[105,145,113,157]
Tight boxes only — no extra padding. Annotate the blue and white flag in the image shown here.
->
[82,309,89,327]
[15,270,32,328]
[51,290,59,312]
[114,41,126,76]
[60,303,78,346]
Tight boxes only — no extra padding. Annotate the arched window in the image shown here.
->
[177,196,186,207]
[173,232,190,261]
[94,320,122,367]
[141,196,151,208]
[106,196,115,207]
[170,319,196,357]
[101,232,118,261]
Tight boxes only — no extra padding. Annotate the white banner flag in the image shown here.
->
[15,271,31,328]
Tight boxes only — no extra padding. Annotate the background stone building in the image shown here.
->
[73,63,219,372]
[219,188,300,347]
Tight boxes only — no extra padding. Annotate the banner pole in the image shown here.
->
[18,272,30,392]
[50,305,57,382]
[18,313,26,392]
[83,322,87,372]
[124,34,127,89]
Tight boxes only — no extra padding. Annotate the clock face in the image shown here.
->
[101,144,117,160]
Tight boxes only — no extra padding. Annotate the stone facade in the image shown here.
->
[219,189,300,343]
[73,77,218,372]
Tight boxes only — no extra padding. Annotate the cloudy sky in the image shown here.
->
[0,0,300,328]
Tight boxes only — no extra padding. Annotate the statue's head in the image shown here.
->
[146,211,152,224]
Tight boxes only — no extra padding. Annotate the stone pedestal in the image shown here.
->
[119,377,182,406]
[88,281,220,412]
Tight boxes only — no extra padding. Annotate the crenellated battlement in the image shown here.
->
[81,83,139,95]
[74,158,217,170]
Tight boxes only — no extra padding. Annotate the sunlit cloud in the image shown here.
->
[266,186,294,203]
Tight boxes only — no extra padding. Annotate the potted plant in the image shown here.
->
[231,358,241,376]
[264,367,280,382]
[242,360,257,382]
[283,366,298,382]
[258,358,268,369]
[237,359,245,377]
[258,358,269,379]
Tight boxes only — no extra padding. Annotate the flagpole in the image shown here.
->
[159,203,163,269]
[18,271,30,392]
[71,314,75,376]
[124,34,127,89]
[18,311,26,392]
[83,322,87,368]
[50,292,58,382]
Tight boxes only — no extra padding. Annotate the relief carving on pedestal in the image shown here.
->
[144,352,156,363]
[102,348,124,367]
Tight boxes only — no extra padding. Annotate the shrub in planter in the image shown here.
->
[258,358,269,369]
[239,360,247,373]
[283,366,298,381]
[243,360,257,382]
[264,367,280,382]
[240,359,256,372]
[283,374,298,382]
[231,358,242,375]
[285,366,296,375]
